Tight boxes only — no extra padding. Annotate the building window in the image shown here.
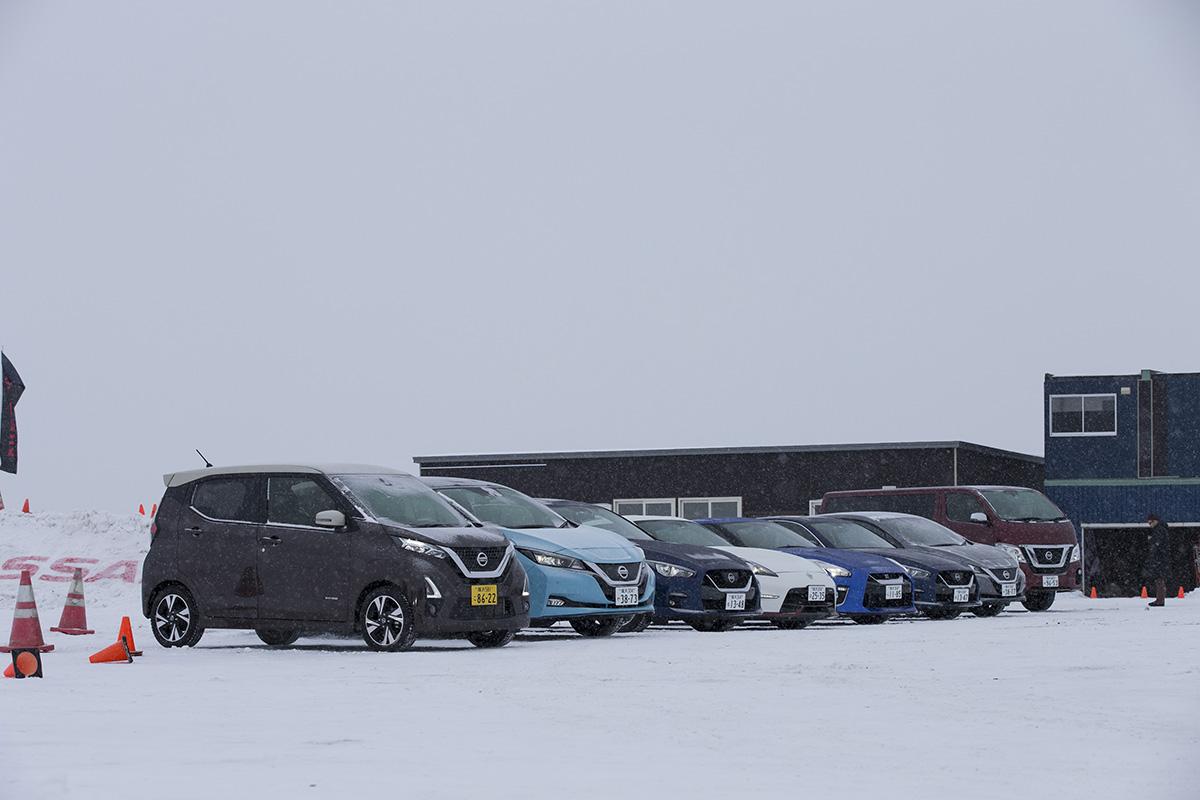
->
[1049,394,1117,436]
[678,497,742,520]
[613,498,676,517]
[809,499,823,515]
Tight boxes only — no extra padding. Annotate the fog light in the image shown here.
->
[547,597,566,607]
[761,594,780,600]
[425,577,441,600]
[426,602,439,617]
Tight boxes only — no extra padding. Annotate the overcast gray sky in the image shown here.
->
[2,2,1198,512]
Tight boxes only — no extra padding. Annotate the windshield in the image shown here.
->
[552,504,652,540]
[638,519,730,547]
[980,488,1067,522]
[874,516,965,546]
[332,475,467,528]
[805,518,896,549]
[767,520,822,547]
[437,485,566,529]
[710,520,813,549]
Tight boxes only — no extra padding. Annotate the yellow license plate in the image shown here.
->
[471,585,498,606]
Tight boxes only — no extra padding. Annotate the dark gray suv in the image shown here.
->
[141,464,530,651]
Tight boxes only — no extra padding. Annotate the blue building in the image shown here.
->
[1044,369,1200,596]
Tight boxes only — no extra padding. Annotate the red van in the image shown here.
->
[818,486,1080,611]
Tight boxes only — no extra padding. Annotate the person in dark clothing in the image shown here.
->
[1146,513,1170,607]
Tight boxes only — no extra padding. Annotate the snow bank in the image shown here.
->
[0,510,148,615]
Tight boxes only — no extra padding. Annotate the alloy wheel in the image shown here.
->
[155,593,192,644]
[364,595,406,647]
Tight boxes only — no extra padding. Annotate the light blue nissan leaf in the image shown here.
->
[421,477,655,637]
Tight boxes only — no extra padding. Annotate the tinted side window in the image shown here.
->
[946,493,987,523]
[192,478,261,523]
[268,476,340,527]
[888,493,936,518]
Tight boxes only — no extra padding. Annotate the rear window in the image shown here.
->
[822,492,936,518]
[191,477,260,523]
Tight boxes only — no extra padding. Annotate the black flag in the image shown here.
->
[1,353,24,474]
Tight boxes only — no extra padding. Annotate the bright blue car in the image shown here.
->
[421,477,655,637]
[748,516,918,624]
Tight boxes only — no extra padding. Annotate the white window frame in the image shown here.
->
[613,498,677,517]
[1049,393,1118,437]
[677,496,743,520]
[808,499,823,515]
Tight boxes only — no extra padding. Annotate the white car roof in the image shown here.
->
[164,463,410,488]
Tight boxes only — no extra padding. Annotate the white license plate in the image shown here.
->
[885,584,903,600]
[1043,575,1059,588]
[1001,583,1017,597]
[807,585,826,602]
[614,586,639,606]
[725,593,746,611]
[953,587,970,603]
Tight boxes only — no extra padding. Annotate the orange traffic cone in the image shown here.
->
[21,499,30,513]
[137,504,145,516]
[89,639,132,664]
[1178,586,1186,599]
[1140,586,1148,599]
[50,568,94,635]
[118,616,142,657]
[1089,586,1098,599]
[150,503,157,517]
[2,663,13,678]
[0,571,54,653]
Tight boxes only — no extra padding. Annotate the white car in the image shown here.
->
[627,516,838,629]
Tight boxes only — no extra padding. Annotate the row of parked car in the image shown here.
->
[140,464,1081,651]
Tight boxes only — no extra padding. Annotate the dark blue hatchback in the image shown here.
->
[545,501,760,632]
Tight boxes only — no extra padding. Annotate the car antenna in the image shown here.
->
[195,449,213,468]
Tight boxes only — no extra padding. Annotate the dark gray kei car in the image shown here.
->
[141,465,530,652]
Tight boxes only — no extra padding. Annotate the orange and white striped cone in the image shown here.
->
[50,568,95,635]
[0,571,54,653]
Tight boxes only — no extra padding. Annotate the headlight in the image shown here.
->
[971,564,986,574]
[397,537,446,559]
[1069,545,1080,563]
[647,560,695,579]
[742,560,778,578]
[517,548,587,570]
[809,559,851,579]
[904,565,932,579]
[997,543,1027,563]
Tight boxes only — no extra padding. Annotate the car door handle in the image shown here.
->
[259,535,282,545]
[186,527,204,537]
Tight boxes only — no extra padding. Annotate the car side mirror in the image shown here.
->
[315,510,346,528]
[969,512,989,525]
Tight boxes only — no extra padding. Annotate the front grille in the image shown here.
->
[868,573,905,583]
[1023,545,1070,574]
[862,576,912,609]
[593,562,642,583]
[938,571,972,587]
[705,569,753,590]
[590,569,651,603]
[447,546,509,572]
[778,587,835,614]
[988,567,1018,582]
[836,586,849,606]
[700,584,759,612]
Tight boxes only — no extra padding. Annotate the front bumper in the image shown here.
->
[912,577,982,610]
[522,554,655,621]
[652,571,760,623]
[758,574,838,620]
[976,570,1027,604]
[834,572,915,616]
[416,558,530,634]
[1022,564,1080,592]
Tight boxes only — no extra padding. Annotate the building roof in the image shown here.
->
[164,463,409,488]
[415,440,1043,466]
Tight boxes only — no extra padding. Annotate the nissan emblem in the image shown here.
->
[476,552,489,568]
[617,565,629,580]
[727,572,738,583]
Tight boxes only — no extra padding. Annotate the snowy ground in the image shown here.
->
[2,513,1198,800]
